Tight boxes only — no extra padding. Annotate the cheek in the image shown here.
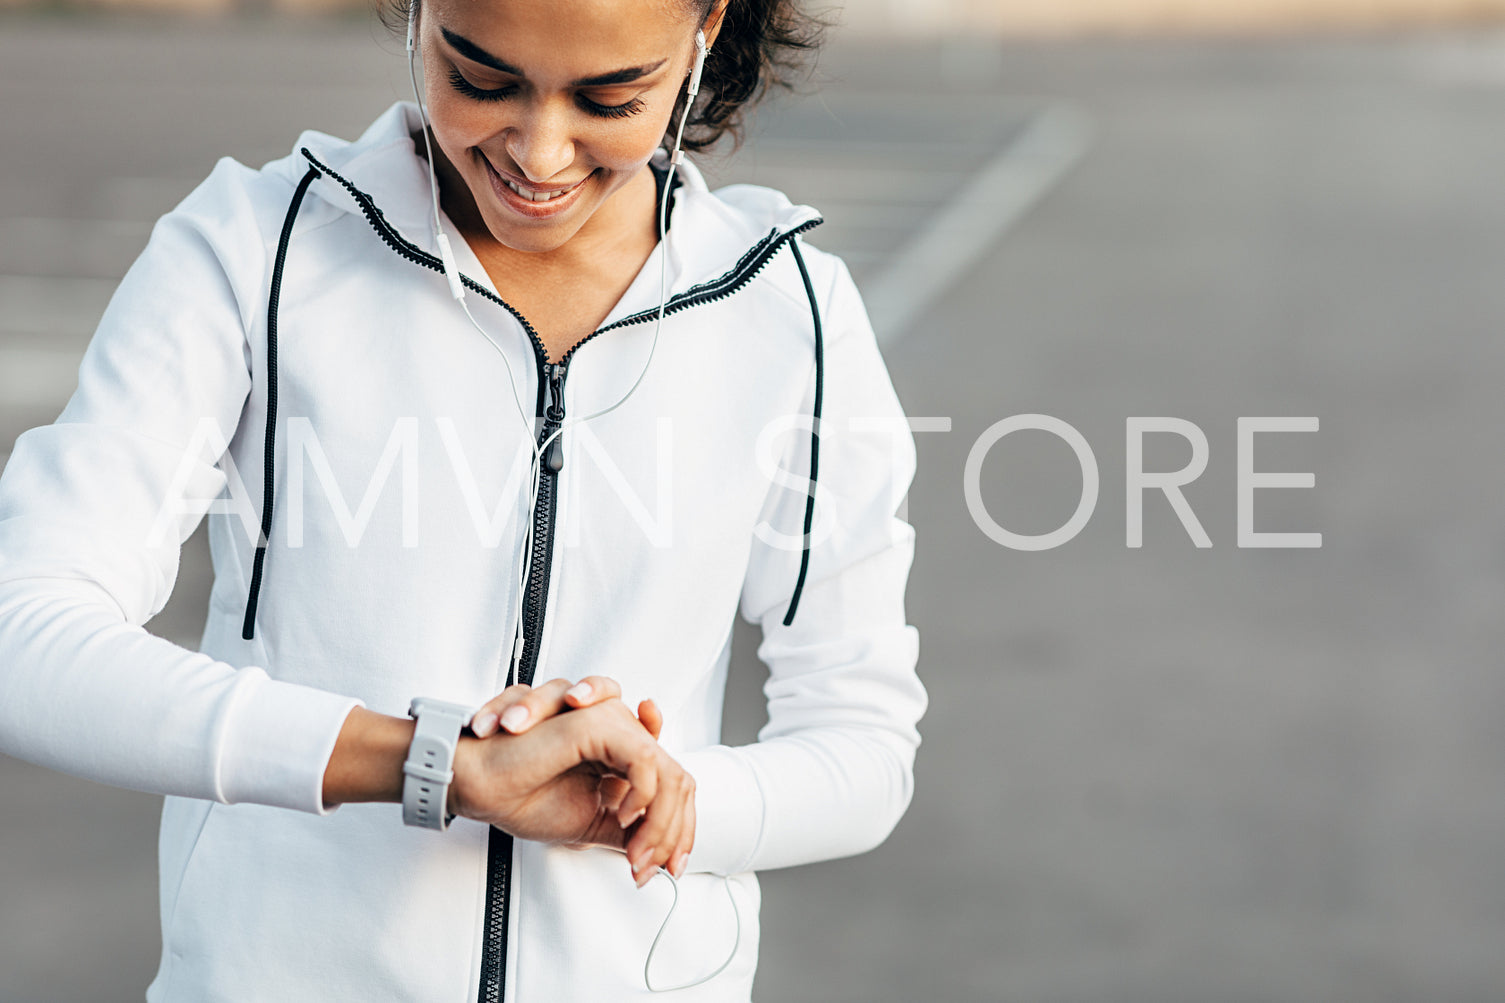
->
[425,89,505,156]
[585,119,670,173]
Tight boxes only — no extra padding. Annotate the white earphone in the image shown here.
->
[406,5,734,992]
[406,5,709,681]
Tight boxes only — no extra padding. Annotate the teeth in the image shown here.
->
[506,179,572,202]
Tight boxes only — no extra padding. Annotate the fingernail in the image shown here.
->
[471,711,498,737]
[619,807,645,829]
[630,846,650,871]
[566,682,592,701]
[499,706,529,733]
[672,852,688,878]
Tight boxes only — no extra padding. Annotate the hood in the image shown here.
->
[244,100,833,640]
[268,100,823,295]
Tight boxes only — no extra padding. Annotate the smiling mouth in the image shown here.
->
[501,177,580,202]
[481,153,589,203]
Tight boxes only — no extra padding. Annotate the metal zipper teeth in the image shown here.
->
[478,374,562,1003]
[518,408,563,686]
[300,145,823,1002]
[561,215,825,367]
[479,829,511,1003]
[299,148,552,367]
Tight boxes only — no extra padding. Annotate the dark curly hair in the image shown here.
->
[378,0,829,153]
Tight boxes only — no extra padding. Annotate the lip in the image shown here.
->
[481,155,591,220]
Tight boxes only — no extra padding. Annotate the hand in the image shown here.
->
[449,689,695,885]
[463,676,677,861]
[463,675,679,861]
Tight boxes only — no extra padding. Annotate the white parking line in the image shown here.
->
[864,104,1094,345]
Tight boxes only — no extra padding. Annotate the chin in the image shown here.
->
[481,208,589,254]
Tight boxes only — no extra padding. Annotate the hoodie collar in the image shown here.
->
[281,100,822,310]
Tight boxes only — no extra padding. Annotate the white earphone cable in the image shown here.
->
[644,867,742,992]
[407,9,738,988]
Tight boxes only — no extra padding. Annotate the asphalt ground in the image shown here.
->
[5,12,1505,1002]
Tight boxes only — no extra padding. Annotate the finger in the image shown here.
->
[468,683,533,738]
[637,698,663,740]
[613,747,658,831]
[627,766,687,888]
[655,790,687,885]
[628,781,682,888]
[472,678,586,737]
[672,779,696,879]
[563,675,623,709]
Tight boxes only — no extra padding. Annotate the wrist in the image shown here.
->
[446,734,481,820]
[322,707,416,809]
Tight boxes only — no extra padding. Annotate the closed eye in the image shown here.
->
[447,67,646,120]
[577,94,647,120]
[448,67,516,102]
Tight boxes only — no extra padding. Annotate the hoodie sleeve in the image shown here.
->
[679,244,928,875]
[0,157,363,815]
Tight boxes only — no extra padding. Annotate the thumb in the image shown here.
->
[637,698,663,740]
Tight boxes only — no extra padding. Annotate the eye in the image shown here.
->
[448,67,516,102]
[448,65,646,119]
[577,95,647,120]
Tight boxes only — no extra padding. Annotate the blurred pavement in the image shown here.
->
[5,13,1505,1002]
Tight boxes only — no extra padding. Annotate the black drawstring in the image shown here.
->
[782,238,823,627]
[243,165,320,641]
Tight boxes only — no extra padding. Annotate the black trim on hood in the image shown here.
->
[783,237,823,626]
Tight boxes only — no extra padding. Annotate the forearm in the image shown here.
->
[0,578,362,814]
[321,707,414,807]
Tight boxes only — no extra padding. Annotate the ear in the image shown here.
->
[702,0,731,51]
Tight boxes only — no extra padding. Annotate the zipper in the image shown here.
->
[479,358,566,1003]
[519,360,568,686]
[297,146,821,1003]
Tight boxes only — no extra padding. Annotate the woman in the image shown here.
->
[0,0,927,998]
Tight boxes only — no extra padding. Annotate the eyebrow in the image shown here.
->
[440,28,667,87]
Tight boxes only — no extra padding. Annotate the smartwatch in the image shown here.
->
[403,697,473,831]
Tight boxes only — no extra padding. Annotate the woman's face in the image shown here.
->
[415,0,707,254]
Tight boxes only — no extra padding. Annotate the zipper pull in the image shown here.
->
[542,362,566,473]
[546,363,567,420]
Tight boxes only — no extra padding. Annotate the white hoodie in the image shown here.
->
[0,101,926,1002]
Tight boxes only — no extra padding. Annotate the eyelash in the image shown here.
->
[446,67,646,120]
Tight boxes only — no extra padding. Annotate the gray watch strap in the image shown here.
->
[403,697,472,830]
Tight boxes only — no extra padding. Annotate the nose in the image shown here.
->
[504,98,577,184]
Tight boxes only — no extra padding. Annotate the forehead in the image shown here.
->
[425,0,695,69]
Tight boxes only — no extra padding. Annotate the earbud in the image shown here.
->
[671,31,708,168]
[687,30,708,101]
